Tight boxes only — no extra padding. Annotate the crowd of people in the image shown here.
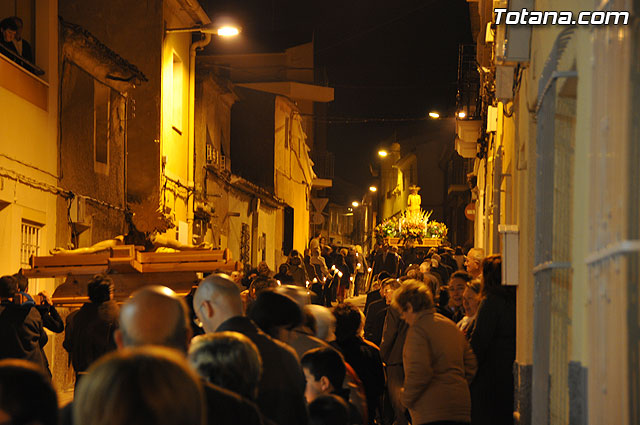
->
[0,239,516,425]
[237,232,370,307]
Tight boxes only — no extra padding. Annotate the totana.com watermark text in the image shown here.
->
[495,8,629,25]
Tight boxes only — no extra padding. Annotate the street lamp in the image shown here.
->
[428,112,440,119]
[165,23,242,36]
[369,186,377,192]
[378,149,388,158]
[216,26,240,37]
[457,111,467,119]
[352,201,360,208]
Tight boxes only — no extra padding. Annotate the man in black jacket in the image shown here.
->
[363,278,401,347]
[372,244,400,278]
[0,275,48,374]
[194,274,309,425]
[332,303,385,425]
[63,275,119,382]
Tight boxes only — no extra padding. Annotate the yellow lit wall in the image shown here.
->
[0,0,58,296]
[473,0,629,423]
[274,96,311,253]
[160,23,192,242]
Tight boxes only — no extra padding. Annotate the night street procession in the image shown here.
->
[0,1,637,424]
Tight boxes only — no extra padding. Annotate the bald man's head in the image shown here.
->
[193,274,243,333]
[115,286,192,353]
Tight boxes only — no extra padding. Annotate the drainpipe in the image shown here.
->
[189,33,211,232]
[492,145,503,253]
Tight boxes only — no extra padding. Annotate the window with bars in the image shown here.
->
[94,80,110,167]
[20,221,41,268]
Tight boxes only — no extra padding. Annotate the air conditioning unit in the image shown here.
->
[499,224,519,285]
[496,65,515,101]
[456,119,482,144]
[455,137,478,159]
[70,196,87,224]
[494,0,533,65]
[487,106,498,132]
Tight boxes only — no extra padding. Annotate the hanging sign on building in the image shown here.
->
[464,202,476,221]
[311,198,328,213]
[311,198,329,225]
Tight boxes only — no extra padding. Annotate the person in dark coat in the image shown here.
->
[0,275,49,375]
[334,250,352,302]
[13,273,63,334]
[364,272,390,315]
[10,17,33,62]
[249,288,330,359]
[195,274,309,425]
[63,274,119,383]
[372,244,400,278]
[274,263,294,285]
[332,303,386,425]
[470,254,516,425]
[379,292,409,425]
[363,278,400,347]
[287,250,310,287]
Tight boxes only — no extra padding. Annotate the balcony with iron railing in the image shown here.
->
[455,44,482,159]
[447,155,474,194]
[457,44,481,120]
[311,150,334,180]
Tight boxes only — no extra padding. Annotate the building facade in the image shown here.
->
[197,43,333,266]
[465,1,639,424]
[59,0,210,246]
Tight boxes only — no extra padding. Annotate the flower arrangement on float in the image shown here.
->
[374,209,448,246]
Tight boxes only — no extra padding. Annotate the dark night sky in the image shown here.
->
[202,0,472,202]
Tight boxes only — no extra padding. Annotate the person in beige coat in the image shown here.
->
[392,279,477,425]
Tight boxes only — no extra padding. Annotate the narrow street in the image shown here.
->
[0,1,639,425]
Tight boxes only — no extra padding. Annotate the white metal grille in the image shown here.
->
[20,221,41,268]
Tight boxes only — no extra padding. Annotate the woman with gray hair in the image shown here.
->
[188,331,262,401]
[392,279,477,425]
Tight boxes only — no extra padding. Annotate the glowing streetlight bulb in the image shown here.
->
[369,186,377,192]
[352,201,359,208]
[217,26,240,37]
[378,150,388,158]
[428,112,440,119]
[457,111,467,118]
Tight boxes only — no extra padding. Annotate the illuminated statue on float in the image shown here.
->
[407,185,422,218]
[50,196,212,254]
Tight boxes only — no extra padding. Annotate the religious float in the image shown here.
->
[22,197,241,306]
[374,185,448,248]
